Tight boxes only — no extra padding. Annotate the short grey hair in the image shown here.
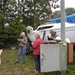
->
[50,29,56,33]
[35,31,40,37]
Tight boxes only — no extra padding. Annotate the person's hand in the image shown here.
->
[47,35,49,37]
[47,35,53,40]
[18,39,23,42]
[47,35,51,38]
[18,39,20,41]
[31,42,34,44]
[47,35,52,38]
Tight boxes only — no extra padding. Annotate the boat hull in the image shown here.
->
[26,23,75,43]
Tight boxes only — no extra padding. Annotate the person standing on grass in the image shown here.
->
[31,31,44,73]
[15,32,27,64]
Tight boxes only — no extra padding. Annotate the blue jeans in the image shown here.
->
[33,55,40,72]
[16,46,26,63]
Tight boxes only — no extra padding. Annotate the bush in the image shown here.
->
[0,24,26,48]
[0,41,4,48]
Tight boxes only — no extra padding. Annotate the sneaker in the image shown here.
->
[14,62,19,64]
[34,70,38,73]
[22,62,25,64]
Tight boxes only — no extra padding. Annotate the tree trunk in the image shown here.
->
[34,0,37,29]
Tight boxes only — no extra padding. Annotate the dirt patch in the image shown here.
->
[6,66,37,75]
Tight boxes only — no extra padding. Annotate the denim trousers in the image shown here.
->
[33,55,40,72]
[16,46,26,63]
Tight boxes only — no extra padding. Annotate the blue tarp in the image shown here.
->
[48,13,75,23]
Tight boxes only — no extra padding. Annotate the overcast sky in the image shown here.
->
[52,0,75,12]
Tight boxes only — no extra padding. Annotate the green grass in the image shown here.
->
[0,49,75,75]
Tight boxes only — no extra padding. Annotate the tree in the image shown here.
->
[53,10,60,18]
[0,0,16,28]
[16,0,52,29]
[53,7,75,18]
[0,23,26,48]
[0,0,26,48]
[65,7,75,15]
[0,0,53,29]
[0,0,53,48]
[0,11,4,27]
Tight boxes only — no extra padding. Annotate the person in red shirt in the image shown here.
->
[31,31,44,73]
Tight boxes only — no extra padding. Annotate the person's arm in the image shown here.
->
[23,37,27,45]
[47,35,54,40]
[32,40,39,49]
[18,37,27,45]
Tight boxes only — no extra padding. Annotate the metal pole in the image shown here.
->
[61,71,65,75]
[60,0,65,41]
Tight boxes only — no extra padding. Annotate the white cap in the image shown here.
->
[55,36,61,41]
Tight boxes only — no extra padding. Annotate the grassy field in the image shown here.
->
[0,49,75,75]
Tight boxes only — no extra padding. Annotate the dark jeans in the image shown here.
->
[33,55,40,72]
[16,46,26,63]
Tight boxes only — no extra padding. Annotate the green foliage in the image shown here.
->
[0,24,26,48]
[53,11,60,18]
[65,8,75,15]
[0,0,16,28]
[0,11,4,20]
[53,7,75,18]
[0,0,52,29]
[6,24,26,35]
[17,0,52,28]
[0,0,52,48]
